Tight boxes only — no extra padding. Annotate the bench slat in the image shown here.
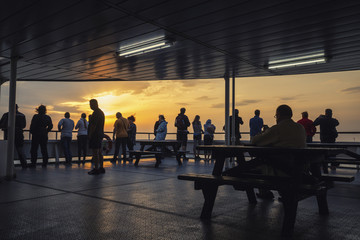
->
[321,174,355,182]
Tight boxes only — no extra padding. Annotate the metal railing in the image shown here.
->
[16,130,360,142]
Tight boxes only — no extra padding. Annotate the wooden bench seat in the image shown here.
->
[178,172,354,236]
[129,150,162,167]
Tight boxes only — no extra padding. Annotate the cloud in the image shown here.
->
[211,103,224,108]
[236,99,261,106]
[195,96,212,101]
[342,86,360,93]
[278,94,303,101]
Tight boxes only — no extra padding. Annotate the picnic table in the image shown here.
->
[178,145,357,236]
[307,142,360,171]
[134,140,186,166]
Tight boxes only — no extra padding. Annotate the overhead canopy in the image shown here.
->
[1,0,360,82]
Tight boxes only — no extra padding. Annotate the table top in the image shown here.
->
[307,142,360,147]
[137,140,178,144]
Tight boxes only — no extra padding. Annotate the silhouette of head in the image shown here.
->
[194,115,200,122]
[15,104,19,111]
[235,109,239,115]
[180,108,186,114]
[275,105,292,124]
[89,99,98,110]
[254,109,260,116]
[116,112,122,119]
[128,115,135,122]
[302,111,308,118]
[159,115,165,121]
[64,112,70,118]
[325,109,332,118]
[36,105,46,114]
[81,113,86,118]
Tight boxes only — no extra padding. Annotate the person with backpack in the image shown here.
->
[112,112,130,163]
[174,108,190,151]
[204,119,216,161]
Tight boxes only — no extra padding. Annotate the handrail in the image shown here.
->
[18,129,360,141]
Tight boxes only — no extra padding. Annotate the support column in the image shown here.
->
[224,74,230,145]
[6,57,18,179]
[231,72,236,145]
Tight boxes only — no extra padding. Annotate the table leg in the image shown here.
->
[200,184,219,219]
[212,151,225,176]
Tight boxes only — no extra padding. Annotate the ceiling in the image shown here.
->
[0,0,360,83]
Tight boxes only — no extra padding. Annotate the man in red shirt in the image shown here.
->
[297,112,316,143]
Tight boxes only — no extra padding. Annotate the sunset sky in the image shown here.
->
[0,69,360,141]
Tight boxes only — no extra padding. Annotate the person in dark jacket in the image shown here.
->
[29,105,53,167]
[313,109,339,143]
[0,104,27,168]
[174,108,190,151]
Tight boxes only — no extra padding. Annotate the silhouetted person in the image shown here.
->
[227,109,243,145]
[192,115,203,160]
[314,109,339,143]
[127,115,136,159]
[153,119,160,138]
[175,108,190,151]
[249,109,263,141]
[75,113,88,163]
[29,105,53,167]
[112,112,129,163]
[0,104,27,168]
[155,115,168,140]
[88,99,105,175]
[204,119,216,161]
[297,111,316,143]
[224,105,306,199]
[58,112,74,165]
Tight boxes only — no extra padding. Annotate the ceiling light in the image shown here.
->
[267,51,327,70]
[117,36,175,58]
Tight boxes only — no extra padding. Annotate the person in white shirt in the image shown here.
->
[58,112,75,165]
[75,113,89,164]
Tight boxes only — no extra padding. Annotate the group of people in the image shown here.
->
[0,101,340,176]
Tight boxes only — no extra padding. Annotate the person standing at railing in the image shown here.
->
[155,115,167,140]
[58,112,74,166]
[204,119,216,161]
[249,109,263,141]
[175,108,190,151]
[127,115,136,160]
[192,115,203,160]
[75,113,89,164]
[112,112,129,163]
[88,99,105,175]
[297,111,316,143]
[29,105,53,168]
[314,109,340,171]
[0,104,27,168]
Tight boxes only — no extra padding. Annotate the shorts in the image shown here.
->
[177,131,188,146]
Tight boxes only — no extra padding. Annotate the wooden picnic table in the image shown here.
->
[136,140,185,166]
[179,145,356,236]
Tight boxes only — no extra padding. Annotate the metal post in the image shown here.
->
[224,74,230,145]
[231,72,236,146]
[6,57,18,179]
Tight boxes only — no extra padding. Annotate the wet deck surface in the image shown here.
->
[1,158,360,240]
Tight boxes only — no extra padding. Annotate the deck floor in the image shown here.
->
[1,158,360,240]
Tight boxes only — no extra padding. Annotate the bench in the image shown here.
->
[178,172,354,236]
[175,150,189,164]
[129,150,163,168]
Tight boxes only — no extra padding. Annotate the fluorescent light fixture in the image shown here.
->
[117,36,175,58]
[267,51,327,70]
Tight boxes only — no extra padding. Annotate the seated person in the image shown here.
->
[224,104,307,199]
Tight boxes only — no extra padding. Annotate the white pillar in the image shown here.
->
[224,74,230,145]
[6,57,18,179]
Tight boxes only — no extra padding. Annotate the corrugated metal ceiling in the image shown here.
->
[0,0,360,82]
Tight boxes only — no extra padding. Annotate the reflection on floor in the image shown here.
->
[1,158,360,240]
